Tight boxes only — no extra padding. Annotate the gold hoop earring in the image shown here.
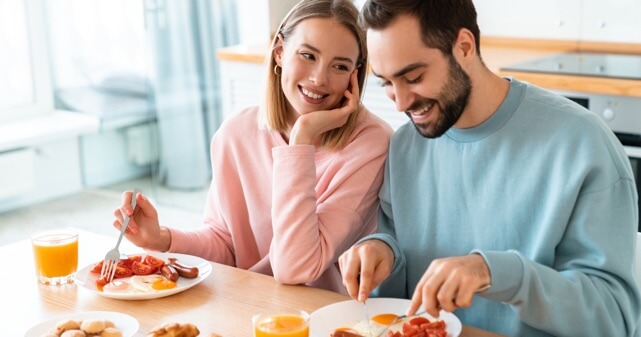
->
[274,65,282,76]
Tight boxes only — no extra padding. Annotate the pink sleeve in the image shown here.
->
[269,122,390,284]
[166,132,237,266]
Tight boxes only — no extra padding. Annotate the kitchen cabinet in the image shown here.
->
[581,0,641,43]
[475,0,581,40]
[219,59,406,129]
[219,61,265,122]
[474,0,641,44]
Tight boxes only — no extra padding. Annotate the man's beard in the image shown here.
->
[405,56,472,138]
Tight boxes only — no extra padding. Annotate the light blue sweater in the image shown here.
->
[370,78,641,336]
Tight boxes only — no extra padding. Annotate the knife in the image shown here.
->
[362,301,374,337]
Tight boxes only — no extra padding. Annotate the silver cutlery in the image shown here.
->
[100,188,140,282]
[375,284,491,337]
[362,301,374,337]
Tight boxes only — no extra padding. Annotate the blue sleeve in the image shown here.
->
[357,157,408,299]
[476,179,641,336]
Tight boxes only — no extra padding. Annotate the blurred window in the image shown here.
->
[47,0,146,91]
[0,0,52,122]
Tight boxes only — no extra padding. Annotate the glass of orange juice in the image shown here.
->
[31,228,79,285]
[253,310,310,337]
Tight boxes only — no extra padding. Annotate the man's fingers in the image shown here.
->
[357,241,391,302]
[340,251,362,300]
[408,285,423,316]
[453,279,478,309]
[436,276,458,313]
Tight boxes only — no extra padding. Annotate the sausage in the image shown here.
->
[159,264,179,282]
[331,331,363,337]
[168,258,200,278]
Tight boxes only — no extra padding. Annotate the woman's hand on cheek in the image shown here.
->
[289,70,360,145]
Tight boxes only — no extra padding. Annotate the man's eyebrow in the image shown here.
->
[372,62,428,79]
[301,43,355,64]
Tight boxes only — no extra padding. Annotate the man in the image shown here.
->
[339,0,641,336]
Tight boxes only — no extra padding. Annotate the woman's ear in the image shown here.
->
[273,33,284,66]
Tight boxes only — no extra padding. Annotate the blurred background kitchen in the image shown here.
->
[1,0,641,246]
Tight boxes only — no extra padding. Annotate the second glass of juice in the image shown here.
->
[31,228,79,285]
[253,310,309,337]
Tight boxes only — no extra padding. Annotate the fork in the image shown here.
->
[100,188,140,282]
[375,284,491,337]
[374,310,426,337]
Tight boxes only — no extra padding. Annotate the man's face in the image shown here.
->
[367,15,471,138]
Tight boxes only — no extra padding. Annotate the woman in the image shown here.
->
[112,0,392,293]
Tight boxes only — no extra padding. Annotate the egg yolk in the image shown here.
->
[152,278,176,290]
[371,313,398,325]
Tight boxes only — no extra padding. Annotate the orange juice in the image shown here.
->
[254,313,309,337]
[31,229,78,285]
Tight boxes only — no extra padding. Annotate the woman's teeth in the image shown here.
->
[302,87,325,99]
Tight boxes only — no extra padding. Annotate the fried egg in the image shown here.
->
[102,275,176,294]
[334,313,403,337]
[130,275,176,293]
[102,280,130,294]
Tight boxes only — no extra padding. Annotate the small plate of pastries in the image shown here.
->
[25,311,139,337]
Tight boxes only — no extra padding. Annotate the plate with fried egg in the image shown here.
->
[310,298,461,337]
[74,252,212,300]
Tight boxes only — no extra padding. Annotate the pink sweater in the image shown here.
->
[167,106,392,293]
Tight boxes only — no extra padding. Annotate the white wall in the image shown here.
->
[236,0,299,45]
[237,1,641,45]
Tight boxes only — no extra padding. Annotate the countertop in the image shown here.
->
[217,37,641,98]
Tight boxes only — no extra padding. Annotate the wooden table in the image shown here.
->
[2,230,504,337]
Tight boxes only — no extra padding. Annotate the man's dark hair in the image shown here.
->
[360,0,481,56]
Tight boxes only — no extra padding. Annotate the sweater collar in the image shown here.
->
[445,77,526,143]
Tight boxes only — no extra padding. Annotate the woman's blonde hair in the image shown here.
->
[260,0,367,151]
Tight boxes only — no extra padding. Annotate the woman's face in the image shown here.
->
[275,17,360,123]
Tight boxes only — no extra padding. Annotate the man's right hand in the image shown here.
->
[338,239,395,302]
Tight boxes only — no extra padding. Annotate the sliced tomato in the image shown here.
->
[119,255,142,269]
[402,323,419,336]
[144,255,165,269]
[90,260,104,274]
[113,266,133,278]
[409,317,430,326]
[426,332,446,337]
[131,261,156,275]
[421,321,445,330]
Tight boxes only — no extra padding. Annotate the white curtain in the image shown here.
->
[144,0,238,189]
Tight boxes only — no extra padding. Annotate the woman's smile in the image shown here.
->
[299,85,330,105]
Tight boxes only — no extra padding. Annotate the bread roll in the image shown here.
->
[146,322,200,337]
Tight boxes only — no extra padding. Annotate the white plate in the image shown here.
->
[75,252,212,300]
[25,311,139,337]
[310,298,462,337]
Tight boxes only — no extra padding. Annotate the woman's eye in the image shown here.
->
[378,80,390,87]
[301,52,315,60]
[334,64,350,72]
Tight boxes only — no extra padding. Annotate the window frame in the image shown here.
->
[0,0,54,123]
